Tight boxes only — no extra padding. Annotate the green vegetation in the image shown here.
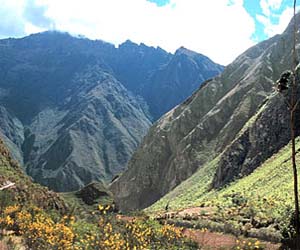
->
[0,139,197,249]
[149,138,300,240]
[147,156,220,212]
[0,203,198,250]
[0,139,66,212]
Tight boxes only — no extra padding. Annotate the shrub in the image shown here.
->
[0,203,198,250]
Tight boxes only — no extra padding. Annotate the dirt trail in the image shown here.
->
[182,228,281,250]
[117,212,281,250]
[152,206,282,250]
[0,242,8,250]
[177,206,214,216]
[173,207,281,249]
[183,228,236,249]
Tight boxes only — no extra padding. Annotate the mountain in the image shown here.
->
[111,13,300,211]
[0,33,151,192]
[111,41,224,119]
[143,47,224,119]
[0,32,222,192]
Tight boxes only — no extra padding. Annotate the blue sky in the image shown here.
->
[148,0,170,6]
[0,0,298,65]
[244,0,296,41]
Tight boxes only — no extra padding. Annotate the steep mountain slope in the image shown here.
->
[149,95,299,211]
[0,32,222,192]
[25,66,151,191]
[143,47,224,119]
[110,40,172,95]
[111,13,300,211]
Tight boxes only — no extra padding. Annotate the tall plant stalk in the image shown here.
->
[291,0,299,238]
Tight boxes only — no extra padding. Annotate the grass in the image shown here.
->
[148,136,300,240]
[147,156,220,212]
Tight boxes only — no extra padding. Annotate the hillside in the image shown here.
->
[141,46,224,119]
[148,137,300,242]
[111,13,300,211]
[0,137,66,211]
[150,135,299,212]
[0,136,198,250]
[0,32,222,192]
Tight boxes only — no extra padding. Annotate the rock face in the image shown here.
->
[25,67,151,191]
[111,13,300,211]
[0,32,222,191]
[75,182,112,205]
[212,92,300,188]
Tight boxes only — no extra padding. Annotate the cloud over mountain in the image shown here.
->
[0,0,256,65]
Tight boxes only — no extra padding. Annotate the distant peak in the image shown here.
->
[175,46,199,57]
[120,39,138,47]
[33,30,72,38]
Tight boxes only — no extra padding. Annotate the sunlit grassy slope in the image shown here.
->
[147,156,220,212]
[148,138,299,217]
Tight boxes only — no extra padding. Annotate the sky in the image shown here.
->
[0,0,298,65]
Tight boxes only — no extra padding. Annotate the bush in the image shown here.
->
[0,204,198,250]
[0,190,15,211]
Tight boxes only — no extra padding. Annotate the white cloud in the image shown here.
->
[0,0,297,65]
[26,0,254,65]
[0,0,27,38]
[257,0,295,38]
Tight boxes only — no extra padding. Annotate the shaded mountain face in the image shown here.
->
[111,42,224,119]
[143,47,224,119]
[111,13,300,211]
[0,32,222,192]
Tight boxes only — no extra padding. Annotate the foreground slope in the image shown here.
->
[0,138,66,211]
[0,137,197,250]
[111,13,300,211]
